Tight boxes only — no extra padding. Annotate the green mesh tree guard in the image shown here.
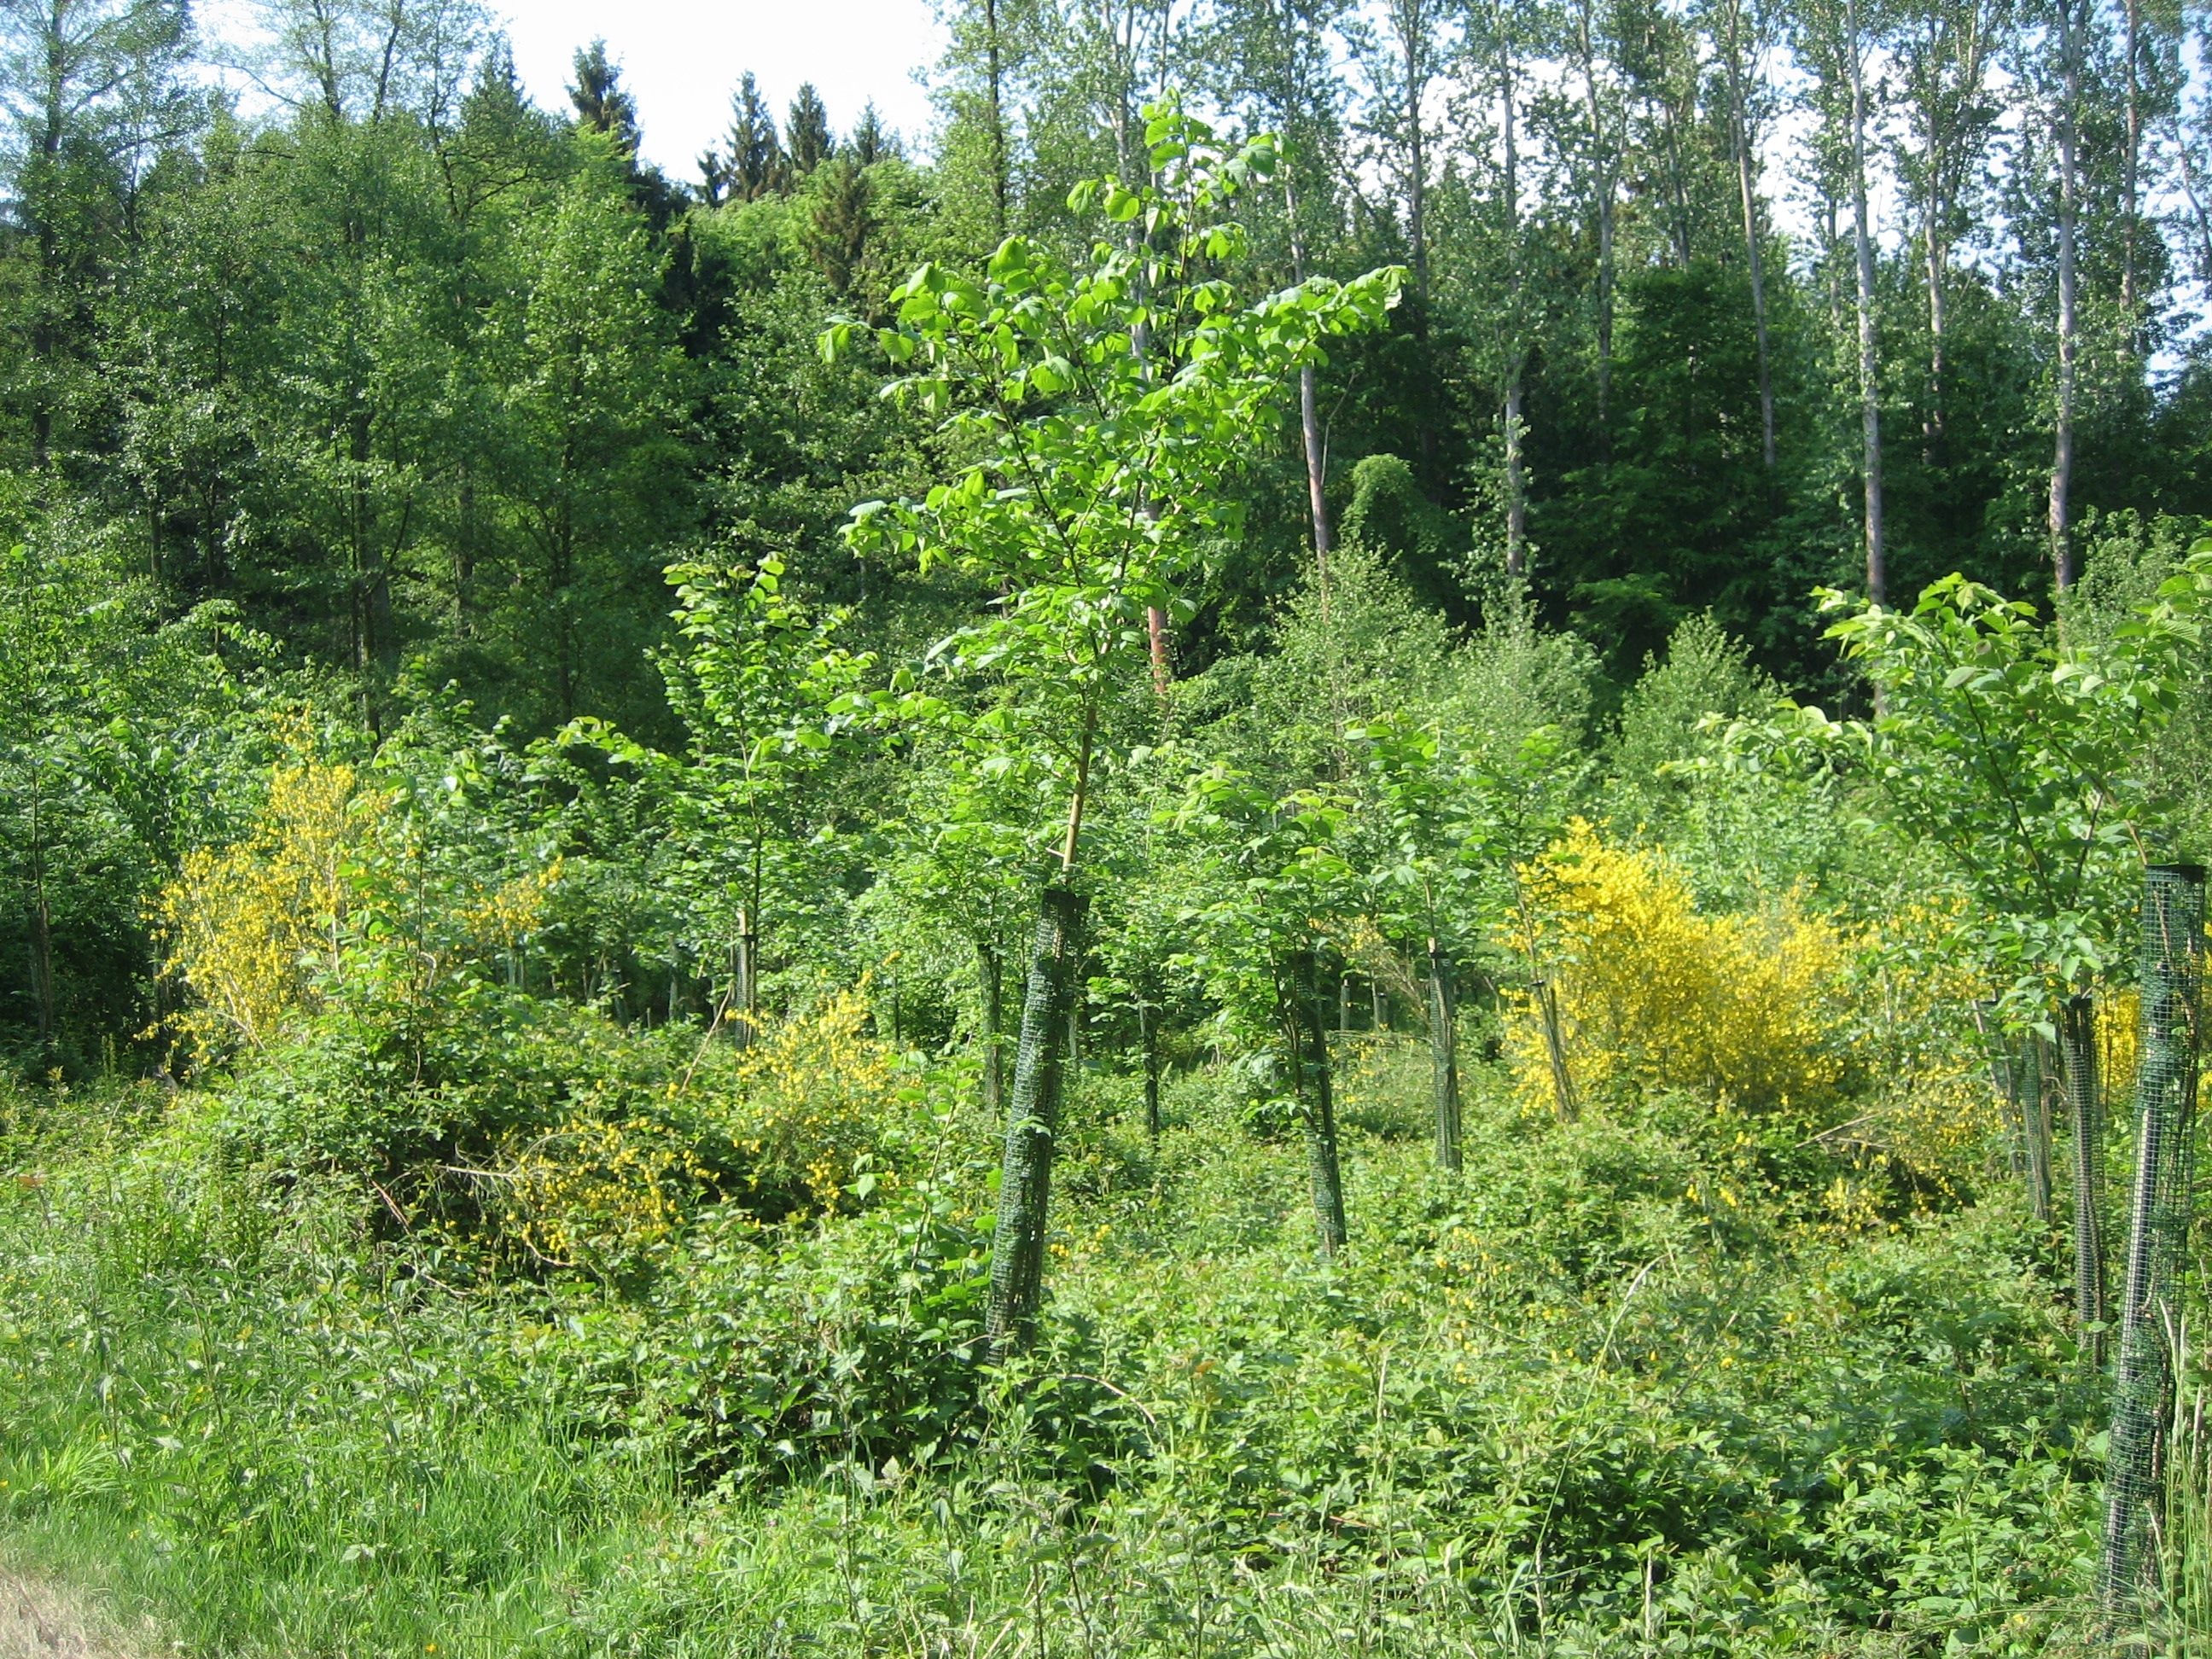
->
[1289,949,1348,1258]
[2102,863,2206,1622]
[2061,993,2108,1362]
[983,886,1087,1355]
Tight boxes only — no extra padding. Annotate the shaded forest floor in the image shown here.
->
[0,1037,2172,1656]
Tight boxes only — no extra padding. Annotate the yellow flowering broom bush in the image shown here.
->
[156,736,562,1069]
[506,1114,711,1274]
[156,753,381,1060]
[690,987,898,1220]
[492,989,902,1273]
[1506,820,1850,1115]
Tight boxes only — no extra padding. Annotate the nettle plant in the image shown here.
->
[825,106,1399,1351]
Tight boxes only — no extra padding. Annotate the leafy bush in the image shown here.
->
[491,990,904,1276]
[185,982,916,1284]
[1508,820,1852,1116]
[155,749,374,1058]
[155,738,562,1068]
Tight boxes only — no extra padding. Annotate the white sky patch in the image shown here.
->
[493,0,948,178]
[195,0,950,182]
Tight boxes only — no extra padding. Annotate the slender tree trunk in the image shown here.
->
[2172,123,2212,286]
[1848,0,1884,605]
[1575,3,1615,443]
[2023,1032,2054,1223]
[2061,993,2106,1364]
[1537,976,1577,1121]
[986,0,1010,238]
[1670,120,1694,267]
[978,938,1004,1116]
[1497,375,1526,578]
[1289,950,1348,1257]
[1724,0,1776,471]
[1428,939,1462,1171]
[1139,997,1161,1138]
[1592,143,1614,439]
[1924,218,1948,463]
[1405,20,1429,321]
[2052,0,2082,591]
[1971,999,2029,1178]
[1282,171,1334,577]
[731,924,757,1048]
[983,887,1087,1353]
[1500,52,1528,576]
[2122,0,2140,319]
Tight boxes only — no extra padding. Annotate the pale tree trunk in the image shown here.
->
[1724,0,1776,470]
[1848,0,1885,605]
[1925,210,1948,461]
[1906,0,1995,469]
[1504,375,1528,576]
[2122,0,2140,318]
[1500,45,1528,575]
[1284,173,1333,575]
[1575,0,1615,440]
[987,0,1010,237]
[2052,0,2081,590]
[1405,15,1429,319]
[2172,121,2212,287]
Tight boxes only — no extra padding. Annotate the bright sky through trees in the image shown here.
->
[498,0,946,174]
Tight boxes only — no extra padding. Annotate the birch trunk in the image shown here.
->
[1848,0,1885,605]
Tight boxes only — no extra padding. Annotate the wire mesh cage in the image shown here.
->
[2103,864,2207,1621]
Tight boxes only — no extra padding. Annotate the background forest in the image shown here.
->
[9,0,2212,1653]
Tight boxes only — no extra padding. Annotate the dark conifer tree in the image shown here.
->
[806,156,875,294]
[849,101,898,166]
[697,145,731,205]
[568,38,639,154]
[787,83,834,174]
[727,72,786,199]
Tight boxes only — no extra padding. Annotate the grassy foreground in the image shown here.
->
[0,1038,2185,1657]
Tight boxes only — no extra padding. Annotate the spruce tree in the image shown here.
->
[806,157,875,295]
[850,101,897,166]
[726,72,786,199]
[568,38,639,154]
[786,83,834,174]
[697,146,731,206]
